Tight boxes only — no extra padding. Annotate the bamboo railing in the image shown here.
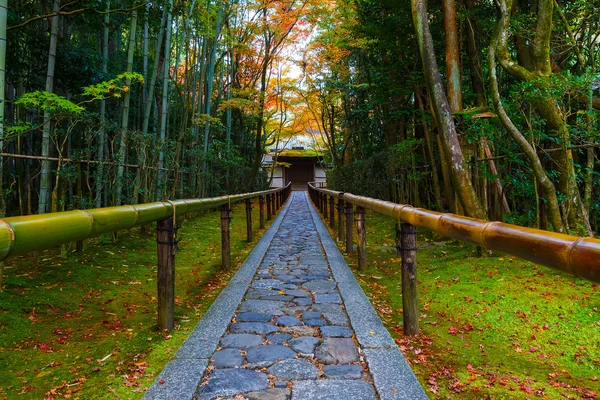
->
[1,183,292,329]
[308,183,600,334]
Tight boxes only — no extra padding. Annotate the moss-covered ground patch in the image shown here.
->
[0,199,277,399]
[318,208,600,399]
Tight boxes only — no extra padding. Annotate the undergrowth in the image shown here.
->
[0,200,275,399]
[319,208,600,399]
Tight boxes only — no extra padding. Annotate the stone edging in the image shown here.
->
[305,196,428,400]
[144,198,293,400]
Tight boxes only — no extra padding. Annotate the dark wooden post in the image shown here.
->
[76,240,84,252]
[345,202,353,254]
[245,198,253,242]
[259,195,265,229]
[323,194,328,217]
[267,194,272,220]
[337,199,345,242]
[220,205,231,269]
[157,217,175,330]
[356,206,367,270]
[271,192,276,212]
[329,195,335,228]
[276,191,281,209]
[397,223,419,335]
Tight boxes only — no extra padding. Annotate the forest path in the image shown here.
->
[145,192,426,400]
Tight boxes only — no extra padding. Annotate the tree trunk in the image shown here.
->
[0,0,7,217]
[411,0,485,219]
[495,0,592,235]
[463,0,486,107]
[442,0,462,112]
[201,4,223,195]
[96,0,109,208]
[156,0,173,201]
[115,11,137,205]
[416,90,442,211]
[142,7,167,136]
[39,0,60,214]
[488,5,565,232]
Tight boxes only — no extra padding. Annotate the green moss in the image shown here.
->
[0,200,275,399]
[320,209,600,399]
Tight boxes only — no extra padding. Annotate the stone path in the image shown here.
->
[145,192,426,400]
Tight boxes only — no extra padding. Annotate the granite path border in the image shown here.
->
[144,197,293,400]
[306,195,428,400]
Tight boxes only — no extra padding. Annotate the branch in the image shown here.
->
[554,0,586,68]
[495,0,536,81]
[8,2,149,30]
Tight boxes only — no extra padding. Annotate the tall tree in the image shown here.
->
[488,0,565,232]
[411,0,485,219]
[38,0,60,214]
[494,0,592,234]
[201,1,223,191]
[0,0,7,217]
[115,11,137,205]
[156,0,173,201]
[96,1,110,208]
[442,0,462,112]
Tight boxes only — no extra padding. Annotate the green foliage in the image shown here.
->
[14,91,85,115]
[0,202,277,398]
[202,140,268,196]
[218,98,259,114]
[328,139,424,202]
[330,211,600,399]
[82,72,145,100]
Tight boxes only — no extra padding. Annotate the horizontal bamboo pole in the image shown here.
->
[0,152,174,171]
[308,183,600,283]
[0,183,291,261]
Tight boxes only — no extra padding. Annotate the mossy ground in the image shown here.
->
[0,200,276,399]
[319,208,600,399]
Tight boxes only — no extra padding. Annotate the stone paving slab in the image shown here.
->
[143,359,208,399]
[144,197,293,400]
[145,192,427,399]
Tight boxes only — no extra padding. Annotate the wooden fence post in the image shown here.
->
[157,217,175,330]
[337,199,345,242]
[397,223,419,335]
[271,192,276,213]
[345,202,353,254]
[220,205,231,269]
[356,206,367,270]
[267,194,272,221]
[277,191,281,209]
[329,195,335,228]
[319,193,323,213]
[245,198,253,242]
[323,194,328,217]
[76,240,84,252]
[259,195,265,229]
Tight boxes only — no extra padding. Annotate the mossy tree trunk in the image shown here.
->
[489,0,565,233]
[411,0,486,219]
[494,0,592,235]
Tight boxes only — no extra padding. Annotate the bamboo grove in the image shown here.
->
[315,0,600,236]
[1,0,599,237]
[2,0,319,217]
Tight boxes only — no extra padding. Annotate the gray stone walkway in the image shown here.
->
[145,192,426,400]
